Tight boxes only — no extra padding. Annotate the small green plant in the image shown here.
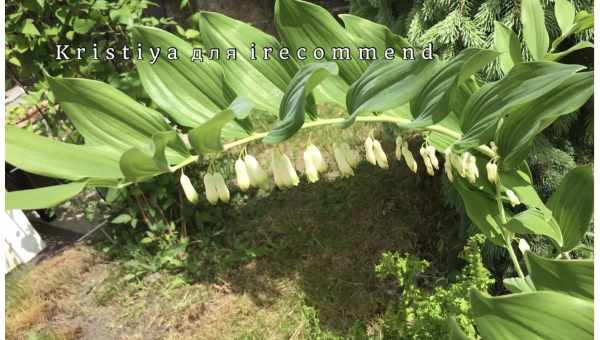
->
[375,235,492,339]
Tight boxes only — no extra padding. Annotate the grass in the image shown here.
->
[6,129,463,339]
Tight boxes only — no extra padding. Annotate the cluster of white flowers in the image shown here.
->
[419,144,439,176]
[365,136,389,169]
[395,136,417,173]
[203,172,230,204]
[303,144,328,183]
[271,148,300,189]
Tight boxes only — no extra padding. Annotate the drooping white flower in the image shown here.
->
[459,152,471,178]
[235,159,251,191]
[244,154,268,187]
[340,143,360,168]
[271,149,299,189]
[462,153,479,183]
[213,172,230,203]
[444,148,454,182]
[419,146,434,175]
[505,189,520,207]
[303,148,320,183]
[283,152,300,187]
[518,238,531,254]
[486,160,498,184]
[180,172,199,204]
[395,137,403,161]
[333,143,355,177]
[372,139,389,169]
[306,144,328,173]
[401,143,418,173]
[426,145,439,170]
[364,137,377,165]
[203,173,219,205]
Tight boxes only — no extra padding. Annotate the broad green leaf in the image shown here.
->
[410,48,499,127]
[547,165,593,251]
[199,11,297,113]
[500,163,546,210]
[274,0,368,84]
[131,26,245,137]
[189,98,254,154]
[428,112,463,151]
[6,125,123,182]
[447,317,475,340]
[545,41,594,61]
[494,21,522,74]
[48,77,189,164]
[6,181,88,210]
[457,62,584,150]
[264,63,338,144]
[497,71,593,169]
[554,0,576,34]
[521,0,549,60]
[573,11,594,33]
[526,252,593,300]
[119,131,181,181]
[343,57,436,127]
[339,14,410,55]
[503,276,535,293]
[21,19,40,36]
[503,208,563,246]
[73,18,96,34]
[470,288,593,340]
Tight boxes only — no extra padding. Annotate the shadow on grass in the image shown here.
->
[192,160,461,335]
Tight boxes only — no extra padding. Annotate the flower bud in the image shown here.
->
[506,189,520,207]
[486,161,498,184]
[395,137,403,161]
[401,144,418,173]
[426,145,439,170]
[364,137,377,165]
[244,154,268,187]
[340,143,360,168]
[213,172,230,203]
[518,238,531,254]
[444,158,454,182]
[203,173,219,205]
[372,139,389,169]
[180,172,199,204]
[333,143,355,177]
[303,149,320,183]
[235,159,251,191]
[306,144,328,173]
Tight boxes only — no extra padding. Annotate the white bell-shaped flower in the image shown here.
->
[395,137,403,161]
[506,189,520,207]
[364,137,377,165]
[271,149,299,189]
[306,144,328,173]
[303,148,320,183]
[426,145,439,170]
[213,172,230,203]
[401,144,418,173]
[444,148,454,182]
[372,139,389,169]
[203,173,219,205]
[333,143,355,177]
[180,172,199,204]
[235,159,251,191]
[486,160,498,184]
[244,154,268,188]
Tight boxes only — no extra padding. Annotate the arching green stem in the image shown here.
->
[495,177,525,279]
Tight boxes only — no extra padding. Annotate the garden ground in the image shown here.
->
[6,144,462,340]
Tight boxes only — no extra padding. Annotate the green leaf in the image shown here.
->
[572,11,594,33]
[410,48,499,127]
[545,41,594,61]
[497,71,593,169]
[264,63,338,144]
[503,208,563,246]
[188,97,254,154]
[526,252,593,300]
[470,288,593,340]
[554,0,576,34]
[199,11,298,113]
[343,57,436,127]
[119,131,182,181]
[274,0,367,84]
[6,181,88,210]
[500,163,546,210]
[503,276,535,293]
[547,165,593,251]
[6,125,123,183]
[339,14,410,55]
[131,26,245,137]
[112,214,132,224]
[493,21,522,74]
[21,19,40,36]
[458,62,584,150]
[73,17,96,34]
[48,77,189,164]
[447,317,475,340]
[521,0,549,60]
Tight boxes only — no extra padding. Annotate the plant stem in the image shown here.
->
[494,178,525,279]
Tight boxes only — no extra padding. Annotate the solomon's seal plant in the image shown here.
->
[5,0,594,338]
